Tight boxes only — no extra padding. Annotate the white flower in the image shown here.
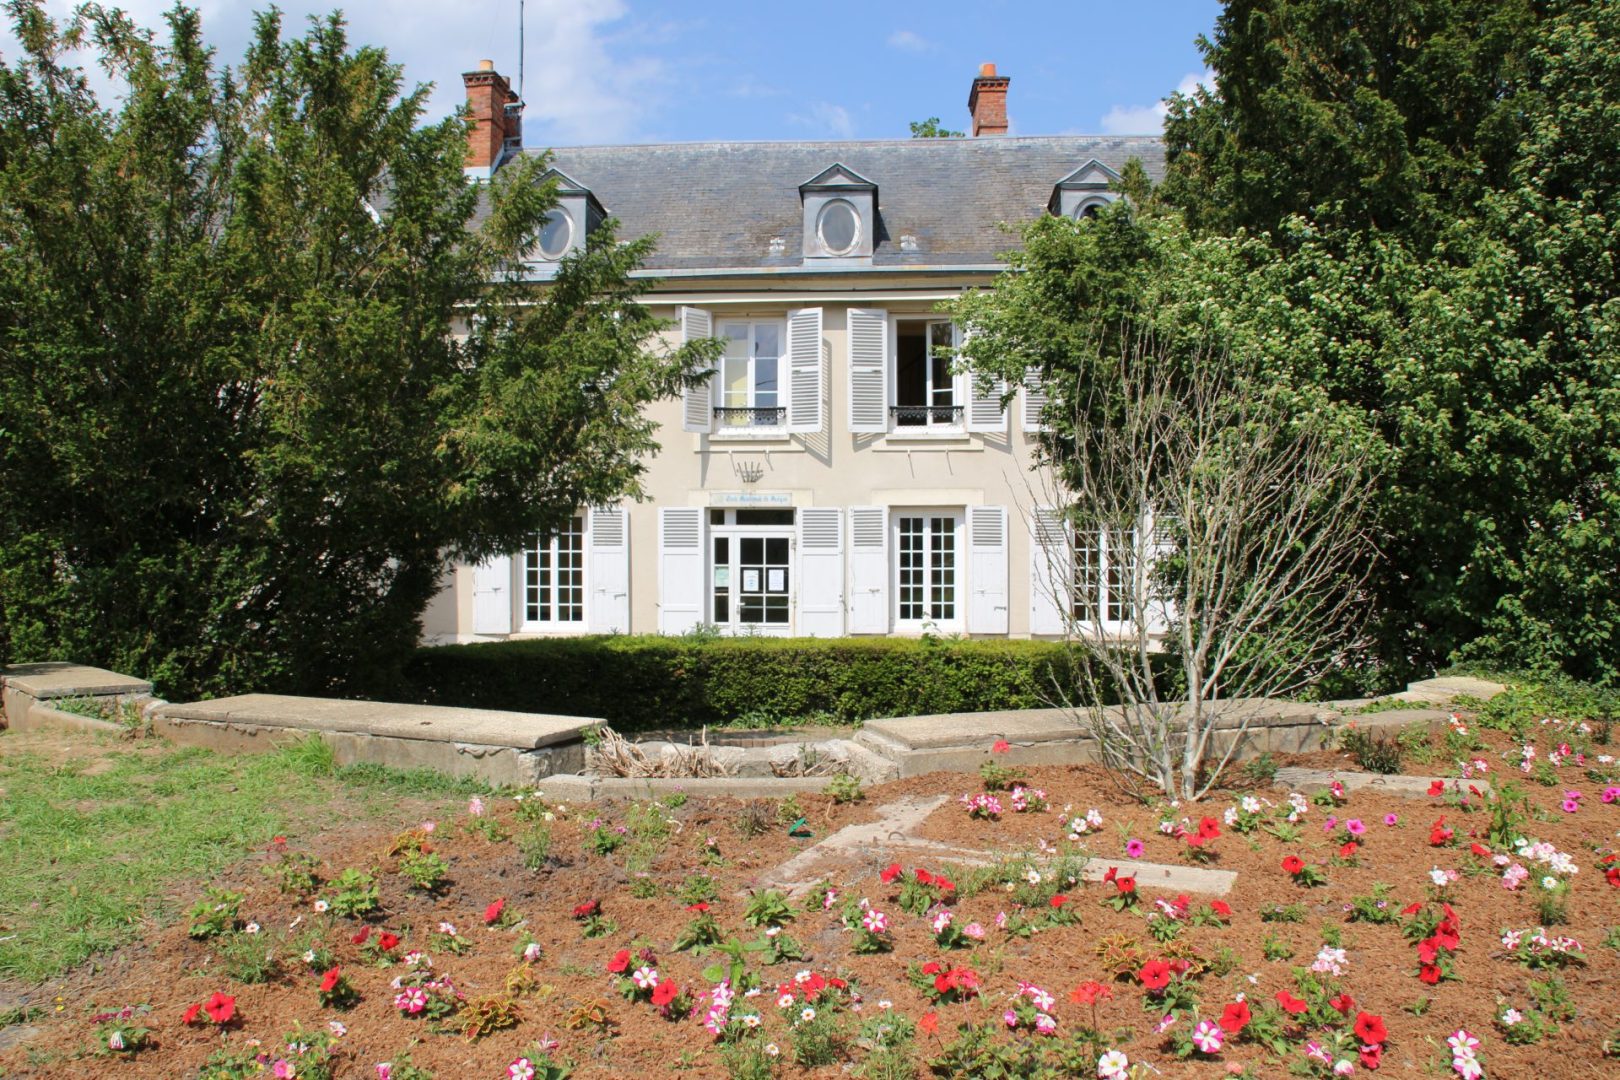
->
[303,950,317,963]
[764,1043,780,1058]
[1097,1050,1130,1080]
[1541,875,1559,890]
[1500,1008,1522,1025]
[632,966,658,989]
[799,1006,816,1023]
[313,900,329,912]
[245,922,260,934]
[1429,867,1451,887]
[1241,796,1262,813]
[1334,1061,1356,1076]
[1025,868,1042,885]
[107,1031,126,1051]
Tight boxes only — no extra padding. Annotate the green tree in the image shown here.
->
[0,3,717,695]
[908,116,962,138]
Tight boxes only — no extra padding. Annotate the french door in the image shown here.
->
[710,528,793,634]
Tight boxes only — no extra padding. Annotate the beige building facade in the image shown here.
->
[422,64,1163,645]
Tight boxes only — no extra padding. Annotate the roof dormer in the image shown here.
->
[529,168,606,268]
[799,163,876,262]
[1049,159,1122,220]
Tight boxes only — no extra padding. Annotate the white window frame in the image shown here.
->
[714,319,787,433]
[892,508,964,632]
[520,515,587,631]
[708,510,797,636]
[889,318,963,434]
[1072,524,1138,634]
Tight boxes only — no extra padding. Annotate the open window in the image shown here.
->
[716,320,784,431]
[893,319,961,430]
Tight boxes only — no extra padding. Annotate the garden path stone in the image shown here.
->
[1272,767,1490,798]
[758,795,1236,897]
[150,694,602,786]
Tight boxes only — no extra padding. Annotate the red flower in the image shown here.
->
[991,739,1011,754]
[203,993,236,1025]
[685,901,711,912]
[1400,902,1422,916]
[935,876,956,893]
[1360,1043,1383,1070]
[182,1003,201,1025]
[915,868,934,886]
[320,967,342,993]
[1417,938,1441,965]
[828,976,847,990]
[1219,1000,1251,1034]
[919,1012,939,1035]
[607,948,631,973]
[1275,990,1308,1015]
[1138,960,1172,991]
[1353,1012,1388,1045]
[1185,833,1207,848]
[933,972,953,994]
[271,835,287,847]
[377,932,400,952]
[351,926,371,945]
[1103,866,1118,884]
[484,898,506,924]
[1470,842,1491,857]
[1070,981,1111,1006]
[1210,900,1232,918]
[651,981,678,1007]
[572,900,599,919]
[1428,780,1445,797]
[1339,841,1359,858]
[802,973,827,997]
[1330,993,1355,1015]
[1429,816,1453,846]
[1418,962,1441,985]
[1197,816,1222,841]
[880,863,903,884]
[1281,855,1305,875]
[1607,866,1620,888]
[921,961,942,975]
[1050,894,1068,908]
[1116,876,1136,894]
[1434,920,1460,950]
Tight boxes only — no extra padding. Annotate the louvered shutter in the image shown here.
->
[587,505,630,633]
[966,373,1008,432]
[786,307,824,433]
[1022,369,1049,432]
[471,555,513,635]
[1143,508,1177,634]
[1028,508,1070,636]
[847,307,888,434]
[679,306,714,433]
[796,507,843,636]
[847,506,889,633]
[657,508,704,634]
[967,505,1009,634]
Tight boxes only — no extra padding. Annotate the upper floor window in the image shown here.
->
[894,319,961,429]
[799,163,876,262]
[716,321,784,430]
[536,209,573,259]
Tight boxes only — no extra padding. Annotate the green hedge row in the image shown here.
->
[397,636,1081,730]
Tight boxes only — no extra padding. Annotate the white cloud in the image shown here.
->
[886,30,932,53]
[1098,69,1213,134]
[789,102,855,139]
[0,0,673,144]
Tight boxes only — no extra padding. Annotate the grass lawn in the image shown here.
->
[0,732,488,983]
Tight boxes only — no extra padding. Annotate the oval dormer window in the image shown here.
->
[538,208,572,259]
[816,199,859,256]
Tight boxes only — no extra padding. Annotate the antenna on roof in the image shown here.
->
[517,0,525,102]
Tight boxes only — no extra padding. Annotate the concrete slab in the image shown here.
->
[861,709,1084,751]
[1273,767,1490,799]
[0,662,152,700]
[12,701,126,737]
[1398,676,1507,703]
[153,694,594,750]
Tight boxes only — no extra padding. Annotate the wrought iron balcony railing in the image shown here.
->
[713,406,786,428]
[889,404,964,426]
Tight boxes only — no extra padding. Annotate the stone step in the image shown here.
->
[1273,766,1490,799]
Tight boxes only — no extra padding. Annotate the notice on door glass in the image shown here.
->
[742,569,760,592]
[714,567,730,587]
[767,569,786,593]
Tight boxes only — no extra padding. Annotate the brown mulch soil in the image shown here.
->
[2,725,1617,1079]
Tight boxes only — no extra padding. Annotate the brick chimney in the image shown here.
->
[967,62,1009,137]
[462,59,522,176]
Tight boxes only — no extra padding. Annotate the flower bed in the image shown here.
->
[3,713,1617,1079]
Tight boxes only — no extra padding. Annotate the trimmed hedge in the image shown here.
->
[397,636,1081,730]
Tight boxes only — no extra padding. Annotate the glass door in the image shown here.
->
[710,530,793,633]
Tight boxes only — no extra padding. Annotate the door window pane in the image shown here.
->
[524,516,584,624]
[897,513,957,622]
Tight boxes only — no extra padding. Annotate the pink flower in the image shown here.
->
[1125,839,1145,858]
[1192,1019,1224,1054]
[963,922,985,940]
[1384,813,1399,826]
[1346,818,1366,836]
[1601,786,1620,803]
[1003,1008,1019,1028]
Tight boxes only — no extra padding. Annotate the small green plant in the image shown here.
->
[325,869,380,918]
[1241,752,1279,783]
[790,1009,844,1068]
[1397,723,1438,764]
[673,911,725,952]
[743,889,795,928]
[628,876,661,899]
[1147,915,1182,944]
[1346,882,1398,924]
[187,888,243,939]
[677,874,718,906]
[586,824,625,856]
[776,795,805,825]
[519,825,553,871]
[458,994,522,1040]
[733,801,773,839]
[263,852,320,896]
[1338,726,1403,773]
[978,759,1025,791]
[718,1038,774,1080]
[375,1050,435,1080]
[1602,926,1620,952]
[218,929,281,984]
[1260,902,1307,923]
[466,816,509,844]
[397,851,450,893]
[824,772,864,803]
[1262,933,1294,962]
[1207,946,1241,977]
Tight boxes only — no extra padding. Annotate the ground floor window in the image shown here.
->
[709,510,794,631]
[896,511,960,625]
[1074,526,1136,625]
[523,516,584,625]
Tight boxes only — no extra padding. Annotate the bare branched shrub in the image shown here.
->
[1030,330,1378,799]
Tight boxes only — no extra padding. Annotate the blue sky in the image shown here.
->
[2,1,1221,144]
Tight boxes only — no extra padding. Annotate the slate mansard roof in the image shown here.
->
[488,135,1165,273]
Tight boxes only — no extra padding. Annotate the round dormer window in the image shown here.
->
[537,208,572,259]
[1075,198,1109,221]
[816,199,860,256]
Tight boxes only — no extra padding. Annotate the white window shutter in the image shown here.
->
[587,505,630,633]
[796,507,843,637]
[966,373,1008,432]
[1028,508,1070,636]
[657,507,705,634]
[847,307,888,434]
[786,307,823,433]
[847,505,889,633]
[967,505,1009,634]
[679,306,714,433]
[1143,509,1177,635]
[471,554,513,635]
[1022,369,1049,432]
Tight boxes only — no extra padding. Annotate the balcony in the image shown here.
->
[889,404,964,427]
[713,406,786,429]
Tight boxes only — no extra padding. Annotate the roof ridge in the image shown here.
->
[522,133,1163,153]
